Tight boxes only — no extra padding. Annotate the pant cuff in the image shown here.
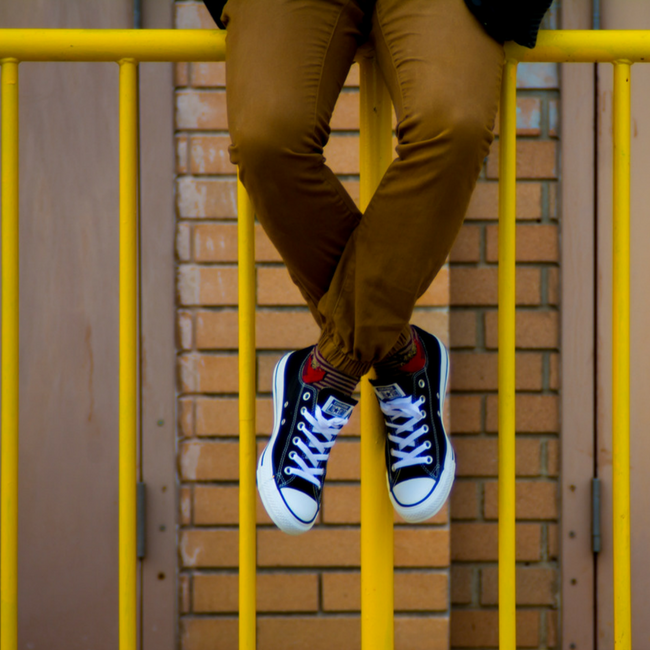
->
[317,333,373,379]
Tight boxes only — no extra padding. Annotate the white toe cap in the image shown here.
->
[392,477,435,506]
[280,487,318,522]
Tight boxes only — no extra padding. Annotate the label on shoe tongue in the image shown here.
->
[322,396,353,419]
[374,384,406,401]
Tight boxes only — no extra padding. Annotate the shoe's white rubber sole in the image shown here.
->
[256,352,316,535]
[388,336,456,523]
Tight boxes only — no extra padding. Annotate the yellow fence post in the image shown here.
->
[1,57,20,650]
[118,58,139,650]
[612,60,632,650]
[237,177,257,650]
[359,57,394,650]
[498,58,518,650]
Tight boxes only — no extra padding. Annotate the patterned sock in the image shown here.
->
[302,346,360,396]
[374,327,425,378]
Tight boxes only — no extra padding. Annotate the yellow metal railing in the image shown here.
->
[0,28,640,650]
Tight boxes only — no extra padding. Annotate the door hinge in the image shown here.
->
[137,481,146,559]
[592,477,601,553]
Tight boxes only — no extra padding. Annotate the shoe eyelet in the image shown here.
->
[418,379,425,388]
[292,436,300,445]
[289,451,297,460]
[437,411,441,417]
[302,392,310,401]
[391,464,397,472]
[436,393,440,399]
[281,419,286,425]
[297,422,306,432]
[284,467,293,475]
[422,425,429,433]
[420,410,426,417]
[284,402,289,408]
[424,441,431,449]
[425,456,433,465]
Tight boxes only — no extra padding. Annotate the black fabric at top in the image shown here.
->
[202,0,553,48]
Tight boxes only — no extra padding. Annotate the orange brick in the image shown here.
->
[450,267,541,306]
[330,91,360,130]
[190,62,226,87]
[450,610,539,647]
[258,529,360,567]
[194,397,273,436]
[180,529,238,567]
[546,439,559,477]
[450,395,482,434]
[322,571,448,612]
[176,90,228,130]
[450,225,481,262]
[177,310,193,349]
[451,566,473,604]
[484,310,559,349]
[178,353,239,393]
[180,441,238,480]
[194,485,238,524]
[341,179,360,206]
[175,62,189,87]
[327,440,360,480]
[192,223,281,263]
[322,484,360,524]
[258,353,284,392]
[179,573,190,614]
[394,529,450,567]
[180,486,192,525]
[465,182,543,221]
[193,572,319,613]
[189,135,236,174]
[176,221,191,260]
[175,2,214,29]
[345,63,360,87]
[178,396,194,437]
[257,267,306,306]
[258,617,359,650]
[481,567,556,605]
[547,609,558,647]
[486,394,559,433]
[176,135,189,174]
[395,617,449,650]
[450,480,479,520]
[177,265,239,306]
[181,618,237,650]
[453,438,540,477]
[450,352,543,391]
[485,224,558,262]
[323,135,360,174]
[411,311,449,347]
[415,267,449,306]
[451,523,541,561]
[483,480,557,520]
[450,311,476,349]
[486,140,557,179]
[176,178,238,219]
[549,352,560,389]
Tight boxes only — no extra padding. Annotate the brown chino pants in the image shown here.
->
[223,0,504,377]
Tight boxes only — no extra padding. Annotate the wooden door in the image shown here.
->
[0,1,176,648]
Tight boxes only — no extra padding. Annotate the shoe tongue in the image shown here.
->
[316,390,357,419]
[372,382,406,401]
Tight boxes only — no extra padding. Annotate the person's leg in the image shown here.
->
[223,0,366,323]
[316,0,504,375]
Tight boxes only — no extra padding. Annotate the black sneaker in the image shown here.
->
[371,326,455,523]
[257,346,357,535]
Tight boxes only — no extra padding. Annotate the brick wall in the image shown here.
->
[448,5,561,648]
[174,2,560,649]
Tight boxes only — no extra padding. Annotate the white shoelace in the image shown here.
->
[379,395,433,471]
[286,405,348,487]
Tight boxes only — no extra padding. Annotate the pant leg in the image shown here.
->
[316,0,504,375]
[223,0,366,323]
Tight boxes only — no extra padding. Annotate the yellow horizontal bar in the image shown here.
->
[508,30,650,63]
[0,29,225,62]
[0,29,649,64]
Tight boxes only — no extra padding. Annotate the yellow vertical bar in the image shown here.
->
[237,176,256,650]
[118,58,138,650]
[612,60,632,650]
[498,58,517,650]
[0,58,19,650]
[359,58,394,650]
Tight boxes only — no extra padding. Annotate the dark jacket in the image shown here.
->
[203,0,553,49]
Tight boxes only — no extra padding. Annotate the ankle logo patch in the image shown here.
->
[322,396,353,419]
[374,384,406,401]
